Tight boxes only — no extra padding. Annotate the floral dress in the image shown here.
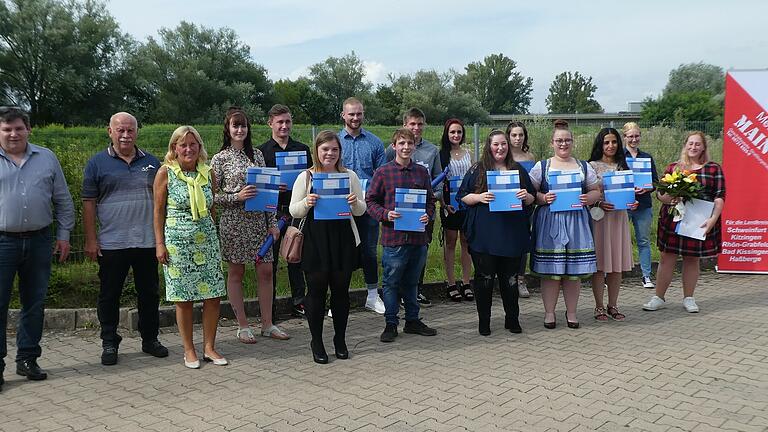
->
[163,168,225,302]
[211,147,278,263]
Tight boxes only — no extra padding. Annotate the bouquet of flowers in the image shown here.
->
[654,168,702,222]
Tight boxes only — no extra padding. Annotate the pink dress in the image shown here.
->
[589,161,634,273]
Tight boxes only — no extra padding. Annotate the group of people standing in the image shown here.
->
[0,100,725,387]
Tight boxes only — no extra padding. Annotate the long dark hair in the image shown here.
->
[220,107,255,163]
[588,127,628,170]
[473,130,527,193]
[505,121,529,153]
[439,118,465,170]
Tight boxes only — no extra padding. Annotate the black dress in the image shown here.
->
[300,207,360,274]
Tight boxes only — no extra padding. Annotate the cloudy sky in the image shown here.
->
[106,0,767,113]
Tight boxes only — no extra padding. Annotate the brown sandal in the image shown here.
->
[594,307,609,322]
[607,306,625,321]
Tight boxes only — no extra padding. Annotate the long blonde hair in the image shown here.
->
[678,131,709,169]
[164,126,209,165]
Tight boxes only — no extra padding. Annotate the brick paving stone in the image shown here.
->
[1,272,767,431]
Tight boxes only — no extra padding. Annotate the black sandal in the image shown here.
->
[460,281,474,300]
[447,283,462,302]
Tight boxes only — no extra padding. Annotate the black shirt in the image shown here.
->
[258,137,313,212]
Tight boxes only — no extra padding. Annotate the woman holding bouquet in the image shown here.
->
[643,132,725,313]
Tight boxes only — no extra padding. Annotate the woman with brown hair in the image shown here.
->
[643,132,725,313]
[210,108,289,343]
[290,131,366,363]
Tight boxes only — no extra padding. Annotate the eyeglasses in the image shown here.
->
[553,138,573,145]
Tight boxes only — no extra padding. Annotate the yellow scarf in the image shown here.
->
[167,161,211,221]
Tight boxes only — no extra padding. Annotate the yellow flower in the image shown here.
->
[197,282,210,294]
[662,173,675,183]
[194,232,206,244]
[688,173,697,182]
[166,218,177,227]
[193,251,206,265]
[168,266,180,279]
[683,177,694,183]
[167,244,178,256]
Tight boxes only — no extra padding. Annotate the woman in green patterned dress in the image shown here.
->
[153,126,227,369]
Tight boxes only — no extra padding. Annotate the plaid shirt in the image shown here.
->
[366,159,436,247]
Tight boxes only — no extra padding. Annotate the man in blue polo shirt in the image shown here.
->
[338,97,387,314]
[82,112,168,366]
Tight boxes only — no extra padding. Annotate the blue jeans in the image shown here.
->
[382,245,427,326]
[355,214,380,285]
[628,206,653,277]
[0,229,53,372]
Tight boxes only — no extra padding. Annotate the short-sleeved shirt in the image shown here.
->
[338,128,387,181]
[258,137,313,211]
[82,145,160,250]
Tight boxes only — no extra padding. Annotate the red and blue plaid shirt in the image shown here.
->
[366,159,436,247]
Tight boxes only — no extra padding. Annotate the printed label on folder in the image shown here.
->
[276,151,308,190]
[245,167,280,212]
[312,172,351,220]
[487,170,522,212]
[394,188,427,232]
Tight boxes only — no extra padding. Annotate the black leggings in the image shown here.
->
[304,271,352,345]
[470,251,521,322]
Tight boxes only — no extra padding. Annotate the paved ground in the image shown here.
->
[1,271,767,432]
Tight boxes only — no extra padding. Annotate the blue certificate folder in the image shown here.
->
[626,157,653,189]
[276,151,308,190]
[394,188,427,232]
[448,175,463,209]
[487,170,522,212]
[312,173,351,220]
[245,167,280,212]
[548,169,583,212]
[603,170,636,210]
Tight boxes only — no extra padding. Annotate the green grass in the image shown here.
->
[9,121,721,307]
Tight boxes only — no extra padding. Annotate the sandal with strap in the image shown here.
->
[607,306,626,322]
[262,324,290,340]
[447,284,462,302]
[594,307,609,322]
[460,282,474,301]
[236,327,258,344]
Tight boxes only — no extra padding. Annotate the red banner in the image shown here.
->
[717,70,768,273]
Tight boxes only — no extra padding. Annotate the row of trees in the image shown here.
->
[1,0,724,126]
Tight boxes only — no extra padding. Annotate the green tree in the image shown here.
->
[454,53,533,114]
[545,71,603,114]
[641,91,722,123]
[135,21,272,124]
[307,51,372,121]
[273,78,333,125]
[389,70,490,125]
[0,0,136,125]
[664,62,725,96]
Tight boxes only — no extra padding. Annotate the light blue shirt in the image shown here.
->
[338,127,387,181]
[0,142,75,240]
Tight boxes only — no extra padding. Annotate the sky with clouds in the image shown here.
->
[106,0,767,113]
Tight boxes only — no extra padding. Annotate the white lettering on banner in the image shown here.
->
[733,113,768,154]
[757,111,768,127]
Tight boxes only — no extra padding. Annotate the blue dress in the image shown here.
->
[529,159,597,279]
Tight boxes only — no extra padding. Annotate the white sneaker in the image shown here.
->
[327,309,333,317]
[642,276,655,289]
[365,296,386,314]
[517,278,530,298]
[643,295,666,311]
[682,297,699,313]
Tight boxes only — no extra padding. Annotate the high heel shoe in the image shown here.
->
[565,313,579,329]
[311,340,329,364]
[334,339,349,360]
[543,320,556,329]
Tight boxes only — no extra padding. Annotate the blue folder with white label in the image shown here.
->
[312,172,351,220]
[448,175,463,209]
[245,167,280,212]
[626,157,653,189]
[487,170,522,212]
[394,188,426,232]
[518,160,536,174]
[548,169,582,212]
[603,170,636,210]
[276,151,308,190]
